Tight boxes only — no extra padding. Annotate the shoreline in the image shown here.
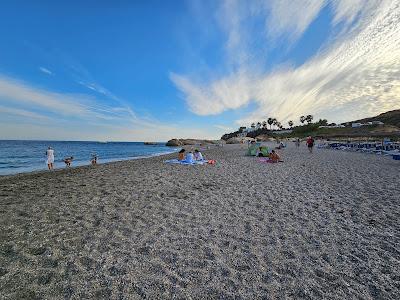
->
[0,149,180,179]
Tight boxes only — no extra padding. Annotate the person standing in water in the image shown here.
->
[46,147,54,170]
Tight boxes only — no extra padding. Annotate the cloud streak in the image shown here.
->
[39,67,53,75]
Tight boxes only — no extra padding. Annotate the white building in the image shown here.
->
[372,121,384,125]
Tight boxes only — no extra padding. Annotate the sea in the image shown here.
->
[0,140,179,176]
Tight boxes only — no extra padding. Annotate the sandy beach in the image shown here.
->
[0,143,399,299]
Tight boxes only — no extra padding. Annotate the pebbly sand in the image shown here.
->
[0,143,399,299]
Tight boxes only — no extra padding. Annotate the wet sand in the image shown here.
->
[0,143,399,299]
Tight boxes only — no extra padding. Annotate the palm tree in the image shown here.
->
[256,122,261,129]
[267,118,274,129]
[288,120,294,128]
[300,116,306,124]
[306,115,313,124]
[276,122,282,130]
[251,123,255,129]
[272,118,278,129]
[262,121,267,129]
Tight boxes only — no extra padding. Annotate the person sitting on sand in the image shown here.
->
[184,151,194,163]
[178,149,185,161]
[194,149,204,161]
[64,156,73,167]
[269,150,281,163]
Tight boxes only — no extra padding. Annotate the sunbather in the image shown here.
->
[269,150,280,163]
[185,151,194,163]
[194,149,204,161]
[178,149,185,161]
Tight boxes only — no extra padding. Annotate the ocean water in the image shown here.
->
[0,140,178,176]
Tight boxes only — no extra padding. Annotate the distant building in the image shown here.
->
[272,129,293,134]
[319,125,345,129]
[372,121,384,125]
[352,123,363,128]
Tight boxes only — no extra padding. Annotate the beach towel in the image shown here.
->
[165,159,206,165]
[259,158,283,163]
[165,159,216,165]
[259,158,276,163]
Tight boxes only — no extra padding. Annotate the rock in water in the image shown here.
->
[166,139,183,146]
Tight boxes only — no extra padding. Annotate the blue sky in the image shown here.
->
[0,0,399,141]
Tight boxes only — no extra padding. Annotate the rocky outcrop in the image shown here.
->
[226,137,255,144]
[166,139,225,146]
[166,139,183,146]
[255,134,270,141]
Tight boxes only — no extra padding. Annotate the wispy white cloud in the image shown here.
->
[172,0,400,126]
[39,67,53,75]
[0,105,50,121]
[264,0,326,43]
[0,75,223,141]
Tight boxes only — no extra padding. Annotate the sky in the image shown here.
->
[0,0,399,141]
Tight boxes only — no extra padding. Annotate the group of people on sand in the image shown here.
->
[294,137,315,152]
[45,147,98,170]
[178,149,204,163]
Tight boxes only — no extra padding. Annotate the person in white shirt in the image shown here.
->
[46,147,54,170]
[185,151,194,163]
[194,149,204,161]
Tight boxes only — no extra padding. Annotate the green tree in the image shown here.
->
[306,115,313,124]
[267,118,274,129]
[288,120,294,128]
[262,121,267,128]
[300,116,306,124]
[272,118,278,129]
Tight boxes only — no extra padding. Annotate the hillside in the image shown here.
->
[221,109,400,141]
[352,109,400,128]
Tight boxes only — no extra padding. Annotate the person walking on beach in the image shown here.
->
[306,136,315,153]
[46,147,54,170]
[295,138,300,147]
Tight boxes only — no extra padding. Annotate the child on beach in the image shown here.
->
[64,156,74,167]
[46,147,54,170]
[178,149,185,161]
[91,154,98,165]
[194,149,204,161]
